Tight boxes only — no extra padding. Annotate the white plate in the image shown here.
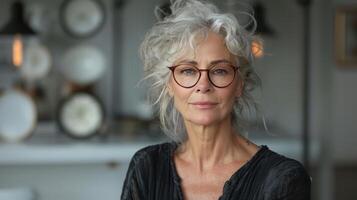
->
[58,92,104,138]
[20,42,52,80]
[0,90,37,143]
[60,0,106,37]
[62,45,106,85]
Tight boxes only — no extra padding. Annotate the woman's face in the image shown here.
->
[167,32,243,126]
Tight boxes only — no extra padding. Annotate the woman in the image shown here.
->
[121,0,311,199]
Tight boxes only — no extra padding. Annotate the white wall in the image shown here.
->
[332,71,357,162]
[330,0,357,163]
[310,0,357,198]
[254,0,303,136]
[114,0,161,116]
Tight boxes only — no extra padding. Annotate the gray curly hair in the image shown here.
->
[140,0,261,143]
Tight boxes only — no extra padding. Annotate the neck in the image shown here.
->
[178,118,241,172]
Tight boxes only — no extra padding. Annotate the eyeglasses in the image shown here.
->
[168,63,239,88]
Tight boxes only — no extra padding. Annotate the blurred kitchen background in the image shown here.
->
[0,0,356,199]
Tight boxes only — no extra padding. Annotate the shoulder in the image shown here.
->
[128,142,175,169]
[260,147,311,199]
[121,142,174,199]
[262,148,310,181]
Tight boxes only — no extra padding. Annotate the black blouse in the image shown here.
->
[121,142,311,200]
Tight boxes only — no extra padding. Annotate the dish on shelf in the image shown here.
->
[20,41,52,81]
[62,45,106,85]
[60,0,106,38]
[0,90,37,143]
[57,92,105,139]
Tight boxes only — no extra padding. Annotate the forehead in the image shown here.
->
[173,31,235,63]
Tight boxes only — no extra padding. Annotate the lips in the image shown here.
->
[190,101,218,109]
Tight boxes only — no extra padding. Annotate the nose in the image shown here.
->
[195,71,212,93]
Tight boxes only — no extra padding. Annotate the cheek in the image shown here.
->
[171,86,191,110]
[220,94,235,112]
[220,86,239,109]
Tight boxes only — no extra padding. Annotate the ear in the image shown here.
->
[235,79,244,97]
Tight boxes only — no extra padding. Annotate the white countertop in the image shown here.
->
[0,122,320,165]
[0,135,320,166]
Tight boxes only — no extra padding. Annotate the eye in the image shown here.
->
[211,67,230,76]
[177,66,197,76]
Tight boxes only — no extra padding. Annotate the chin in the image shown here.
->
[185,114,220,126]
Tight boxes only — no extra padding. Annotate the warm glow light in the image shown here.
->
[252,40,264,58]
[12,34,23,68]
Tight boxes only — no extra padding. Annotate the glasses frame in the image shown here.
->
[168,64,240,88]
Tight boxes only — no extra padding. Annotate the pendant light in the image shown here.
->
[247,1,275,58]
[0,1,36,69]
[249,1,275,36]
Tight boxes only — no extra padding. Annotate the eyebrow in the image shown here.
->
[176,59,234,66]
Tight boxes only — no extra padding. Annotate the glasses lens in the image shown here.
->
[209,64,235,87]
[173,65,200,87]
